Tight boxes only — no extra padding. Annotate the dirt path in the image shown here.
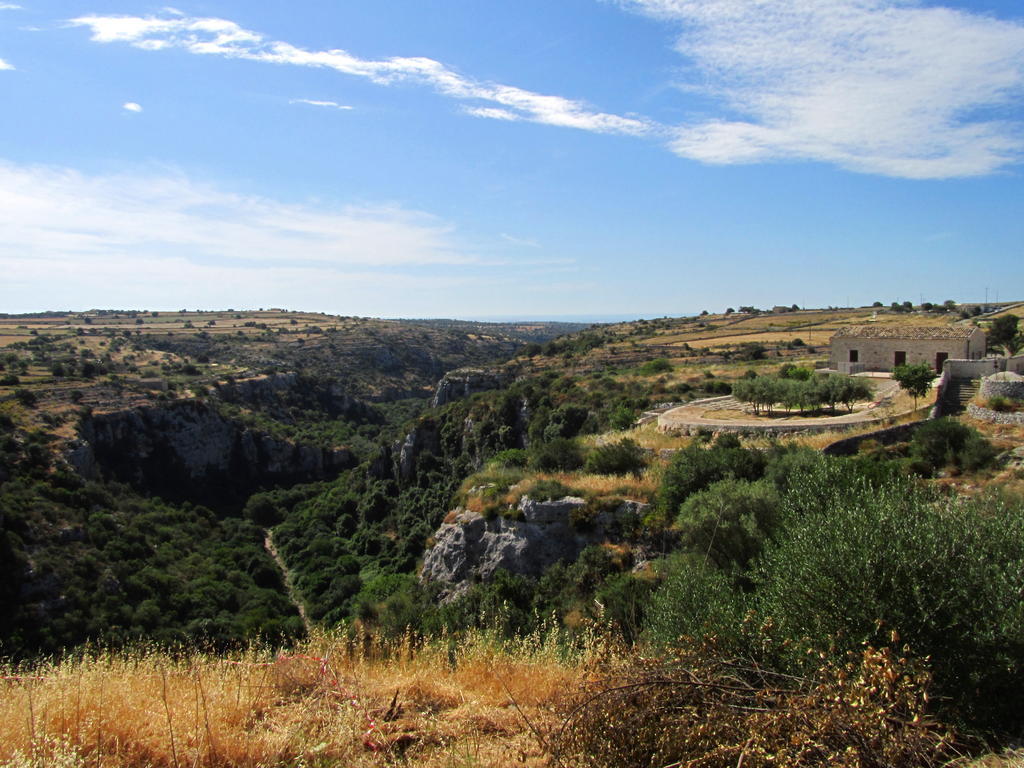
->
[264,529,312,633]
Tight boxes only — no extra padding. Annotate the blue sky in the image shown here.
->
[1,1,1022,319]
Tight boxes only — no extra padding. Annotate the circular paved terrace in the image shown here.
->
[657,376,906,435]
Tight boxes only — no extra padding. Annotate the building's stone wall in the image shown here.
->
[945,358,1005,379]
[830,332,984,372]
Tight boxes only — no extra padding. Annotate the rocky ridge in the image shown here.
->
[421,495,649,600]
[430,368,511,408]
[69,400,355,505]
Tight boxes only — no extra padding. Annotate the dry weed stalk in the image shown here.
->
[552,643,959,768]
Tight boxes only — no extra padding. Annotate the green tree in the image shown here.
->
[675,478,779,572]
[892,362,937,410]
[988,314,1021,355]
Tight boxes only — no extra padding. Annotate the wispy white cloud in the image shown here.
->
[0,161,573,315]
[465,107,521,122]
[122,101,143,113]
[290,98,353,110]
[0,160,479,269]
[68,13,653,137]
[0,4,22,10]
[500,233,541,248]
[620,0,1024,178]
[0,57,13,71]
[66,4,1024,179]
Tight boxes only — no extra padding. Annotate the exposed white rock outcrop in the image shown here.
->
[431,368,510,408]
[421,495,648,599]
[70,400,354,502]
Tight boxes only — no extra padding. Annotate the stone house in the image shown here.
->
[829,325,986,373]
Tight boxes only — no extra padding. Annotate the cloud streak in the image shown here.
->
[0,58,13,70]
[290,98,353,110]
[67,4,1024,179]
[0,161,575,315]
[122,101,143,112]
[0,161,480,269]
[621,0,1024,178]
[69,13,652,137]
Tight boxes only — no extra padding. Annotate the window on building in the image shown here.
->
[849,350,859,363]
[894,351,906,366]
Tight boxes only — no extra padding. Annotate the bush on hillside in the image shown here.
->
[638,358,673,375]
[584,438,646,476]
[525,477,573,501]
[752,463,1024,730]
[909,418,996,475]
[529,438,584,472]
[656,436,767,522]
[542,404,590,441]
[674,478,779,572]
[489,448,529,468]
[644,554,747,651]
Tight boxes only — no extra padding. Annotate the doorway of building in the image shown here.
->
[894,351,907,366]
[935,352,948,372]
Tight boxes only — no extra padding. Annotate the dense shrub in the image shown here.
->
[753,463,1024,730]
[778,363,812,380]
[584,438,646,476]
[13,388,37,407]
[909,418,996,475]
[987,395,1011,412]
[529,437,584,472]
[489,448,529,468]
[644,555,746,650]
[542,404,590,441]
[526,477,573,501]
[607,404,637,430]
[674,478,778,572]
[638,358,672,375]
[656,436,767,522]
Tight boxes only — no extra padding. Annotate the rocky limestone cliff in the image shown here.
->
[69,400,355,505]
[421,495,648,600]
[215,373,375,421]
[431,368,511,408]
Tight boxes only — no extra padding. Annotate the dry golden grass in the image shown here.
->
[639,309,973,350]
[581,422,691,453]
[951,752,1024,768]
[542,466,662,502]
[0,627,1014,768]
[0,630,598,768]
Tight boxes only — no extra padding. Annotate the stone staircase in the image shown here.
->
[941,377,980,415]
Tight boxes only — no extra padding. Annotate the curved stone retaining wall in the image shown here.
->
[664,420,868,437]
[979,378,1024,400]
[966,403,1024,425]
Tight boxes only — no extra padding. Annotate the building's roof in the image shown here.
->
[831,325,982,341]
